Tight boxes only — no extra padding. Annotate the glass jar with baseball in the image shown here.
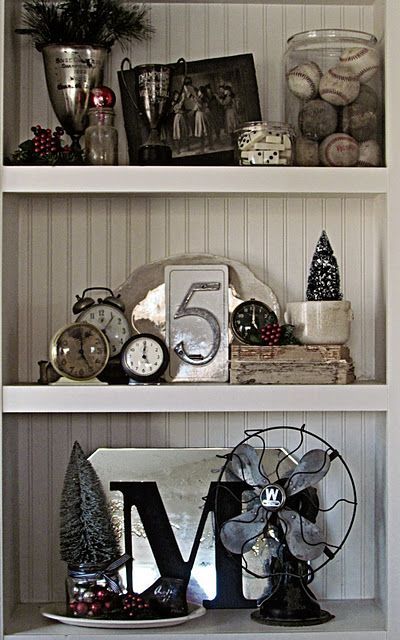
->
[284,29,383,167]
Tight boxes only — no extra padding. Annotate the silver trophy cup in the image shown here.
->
[42,44,106,150]
[134,63,173,164]
[134,59,186,164]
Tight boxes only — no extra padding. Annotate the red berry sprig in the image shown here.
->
[260,323,282,345]
[30,124,64,157]
[121,592,153,618]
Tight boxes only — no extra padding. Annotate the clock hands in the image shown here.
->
[251,305,258,329]
[77,331,92,369]
[102,313,114,331]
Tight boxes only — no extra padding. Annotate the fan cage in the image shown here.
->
[213,424,358,583]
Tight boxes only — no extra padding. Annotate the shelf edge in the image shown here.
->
[1,166,388,195]
[2,383,388,413]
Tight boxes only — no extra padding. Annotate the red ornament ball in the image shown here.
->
[95,587,108,601]
[89,86,116,108]
[90,601,103,616]
[75,601,89,616]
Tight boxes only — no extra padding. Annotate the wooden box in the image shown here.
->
[230,344,355,385]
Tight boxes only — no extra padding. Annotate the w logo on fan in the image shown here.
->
[260,484,286,511]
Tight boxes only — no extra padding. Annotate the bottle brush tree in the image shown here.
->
[60,441,120,566]
[306,230,343,301]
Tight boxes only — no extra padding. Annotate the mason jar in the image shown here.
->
[284,29,383,167]
[66,563,123,618]
[234,121,295,166]
[85,107,118,165]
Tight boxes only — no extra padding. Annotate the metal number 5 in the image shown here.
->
[174,281,221,365]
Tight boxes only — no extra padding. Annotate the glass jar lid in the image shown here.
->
[286,29,377,49]
[235,121,294,133]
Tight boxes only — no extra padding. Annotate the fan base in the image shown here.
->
[251,608,334,627]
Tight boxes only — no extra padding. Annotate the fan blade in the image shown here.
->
[279,507,325,561]
[228,443,269,488]
[220,508,266,554]
[285,449,331,496]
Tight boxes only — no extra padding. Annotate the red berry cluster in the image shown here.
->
[260,323,282,345]
[31,125,66,157]
[121,592,153,618]
[69,586,118,618]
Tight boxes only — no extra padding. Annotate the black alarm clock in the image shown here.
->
[231,298,278,344]
[120,334,169,384]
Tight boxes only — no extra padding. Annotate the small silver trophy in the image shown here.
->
[134,59,186,164]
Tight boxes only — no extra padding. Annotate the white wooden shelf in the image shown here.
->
[1,166,388,195]
[5,600,386,639]
[3,382,387,413]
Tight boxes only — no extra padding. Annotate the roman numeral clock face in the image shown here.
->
[120,334,169,384]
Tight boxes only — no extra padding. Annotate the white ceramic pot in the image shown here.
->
[284,300,353,344]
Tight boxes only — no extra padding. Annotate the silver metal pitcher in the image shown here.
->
[42,44,106,149]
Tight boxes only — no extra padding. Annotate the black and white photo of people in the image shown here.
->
[166,70,245,157]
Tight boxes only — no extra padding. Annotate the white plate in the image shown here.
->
[41,602,206,629]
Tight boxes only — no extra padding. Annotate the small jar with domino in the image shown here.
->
[284,29,383,167]
[234,121,296,166]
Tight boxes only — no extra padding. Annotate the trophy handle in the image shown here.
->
[120,57,142,116]
[174,57,188,101]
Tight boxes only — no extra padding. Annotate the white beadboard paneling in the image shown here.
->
[15,194,385,383]
[13,411,380,602]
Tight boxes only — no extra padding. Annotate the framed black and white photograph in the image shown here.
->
[119,53,261,166]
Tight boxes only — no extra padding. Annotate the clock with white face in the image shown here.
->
[120,334,169,383]
[77,303,131,356]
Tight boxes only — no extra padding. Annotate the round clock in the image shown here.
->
[231,298,278,344]
[50,322,110,381]
[120,334,169,384]
[73,287,131,356]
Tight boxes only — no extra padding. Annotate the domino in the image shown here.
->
[253,142,285,151]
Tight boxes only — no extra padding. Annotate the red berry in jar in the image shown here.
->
[95,587,108,601]
[90,601,103,616]
[75,601,89,616]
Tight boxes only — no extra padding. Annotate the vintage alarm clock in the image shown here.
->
[231,298,278,344]
[73,287,131,356]
[120,333,169,384]
[50,321,110,382]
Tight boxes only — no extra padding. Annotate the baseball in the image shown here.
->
[357,139,382,166]
[342,101,377,141]
[319,133,359,166]
[339,46,380,83]
[295,137,320,166]
[356,84,379,112]
[298,99,338,141]
[319,64,360,106]
[287,61,322,100]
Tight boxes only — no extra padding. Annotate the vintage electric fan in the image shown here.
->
[215,425,357,626]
